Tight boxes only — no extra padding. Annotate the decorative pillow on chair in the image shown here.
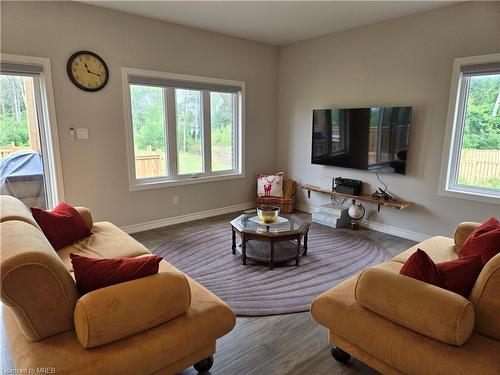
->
[70,253,163,294]
[438,256,484,298]
[399,249,442,287]
[31,203,91,250]
[459,217,500,265]
[257,172,284,197]
[400,249,483,298]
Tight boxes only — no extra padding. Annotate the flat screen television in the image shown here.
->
[312,106,412,174]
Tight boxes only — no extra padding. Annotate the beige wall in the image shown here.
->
[277,2,500,238]
[2,1,499,237]
[1,1,278,227]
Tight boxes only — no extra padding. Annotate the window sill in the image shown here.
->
[129,172,245,192]
[438,186,500,205]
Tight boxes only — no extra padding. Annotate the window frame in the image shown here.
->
[121,68,245,191]
[439,53,500,205]
[0,53,65,208]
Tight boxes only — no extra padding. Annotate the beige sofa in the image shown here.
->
[311,222,500,375]
[0,195,236,374]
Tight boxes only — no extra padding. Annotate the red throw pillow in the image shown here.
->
[400,249,483,298]
[459,217,500,265]
[437,256,483,298]
[399,249,442,287]
[31,203,91,250]
[70,253,163,294]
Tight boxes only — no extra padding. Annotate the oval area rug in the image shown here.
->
[154,222,388,316]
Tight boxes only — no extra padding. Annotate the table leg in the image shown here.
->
[270,241,274,270]
[231,228,236,254]
[295,235,301,266]
[303,229,309,256]
[242,237,247,265]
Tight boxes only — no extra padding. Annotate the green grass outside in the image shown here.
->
[177,145,232,174]
[457,176,500,190]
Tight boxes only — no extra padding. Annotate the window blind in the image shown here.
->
[0,62,43,77]
[128,74,242,93]
[461,62,500,77]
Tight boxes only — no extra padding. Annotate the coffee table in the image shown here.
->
[230,213,310,269]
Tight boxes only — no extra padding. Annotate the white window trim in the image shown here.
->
[0,53,65,207]
[121,67,245,191]
[438,53,500,205]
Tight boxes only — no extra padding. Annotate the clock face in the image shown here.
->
[67,51,108,92]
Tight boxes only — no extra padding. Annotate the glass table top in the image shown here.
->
[230,213,310,235]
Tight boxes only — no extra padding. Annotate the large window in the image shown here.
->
[441,54,500,204]
[122,68,244,189]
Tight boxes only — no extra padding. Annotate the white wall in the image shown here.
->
[1,1,278,227]
[277,1,500,238]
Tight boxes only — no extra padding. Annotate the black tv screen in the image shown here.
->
[312,106,412,174]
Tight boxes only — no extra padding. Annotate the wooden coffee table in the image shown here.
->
[230,213,310,269]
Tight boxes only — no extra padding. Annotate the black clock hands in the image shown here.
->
[84,62,103,78]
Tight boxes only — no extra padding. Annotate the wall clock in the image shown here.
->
[67,51,109,92]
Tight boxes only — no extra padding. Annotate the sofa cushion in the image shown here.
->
[459,217,500,265]
[70,253,162,294]
[74,271,191,348]
[311,269,500,375]
[3,259,236,375]
[31,203,91,250]
[0,195,40,229]
[357,264,475,345]
[392,236,457,264]
[57,222,151,271]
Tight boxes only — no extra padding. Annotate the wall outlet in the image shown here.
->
[69,127,76,141]
[172,196,179,206]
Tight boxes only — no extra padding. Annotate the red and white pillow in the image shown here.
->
[257,172,284,197]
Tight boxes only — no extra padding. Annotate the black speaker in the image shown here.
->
[334,178,363,196]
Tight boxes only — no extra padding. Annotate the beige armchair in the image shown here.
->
[311,222,500,374]
[0,195,236,374]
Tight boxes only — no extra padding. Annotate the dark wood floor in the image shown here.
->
[1,212,416,374]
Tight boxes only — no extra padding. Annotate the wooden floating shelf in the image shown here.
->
[298,184,414,210]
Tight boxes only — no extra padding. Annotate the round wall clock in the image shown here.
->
[67,51,109,92]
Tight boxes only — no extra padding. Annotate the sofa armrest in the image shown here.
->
[74,207,93,231]
[454,222,479,251]
[355,266,474,345]
[74,271,191,349]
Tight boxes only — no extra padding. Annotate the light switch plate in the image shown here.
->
[76,128,89,139]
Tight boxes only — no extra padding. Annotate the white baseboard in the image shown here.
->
[121,202,256,234]
[296,203,429,242]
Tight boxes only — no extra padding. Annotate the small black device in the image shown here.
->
[334,177,363,196]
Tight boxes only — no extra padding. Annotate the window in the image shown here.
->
[0,55,63,208]
[122,68,244,190]
[440,54,500,204]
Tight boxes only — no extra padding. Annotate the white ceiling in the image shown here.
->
[82,1,457,46]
